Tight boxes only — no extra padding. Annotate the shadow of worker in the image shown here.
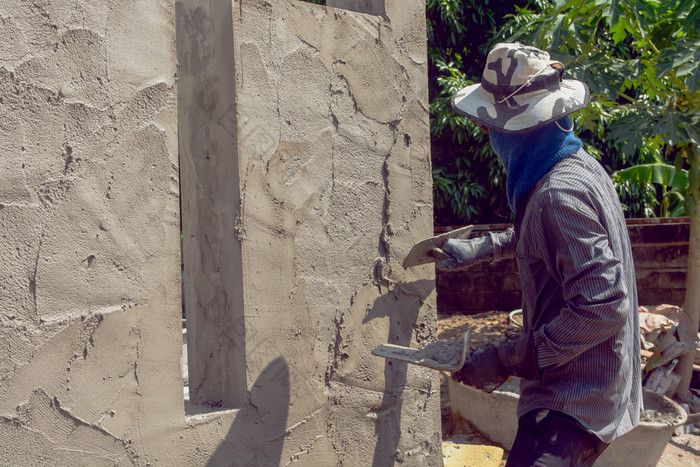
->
[363,279,436,466]
[207,357,290,467]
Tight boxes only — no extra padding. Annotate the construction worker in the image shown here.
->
[435,43,642,466]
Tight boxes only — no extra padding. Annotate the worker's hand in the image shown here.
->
[402,226,474,269]
[452,333,539,393]
[452,345,508,393]
[435,235,494,271]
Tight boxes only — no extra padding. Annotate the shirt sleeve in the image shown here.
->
[531,189,629,370]
[491,228,516,262]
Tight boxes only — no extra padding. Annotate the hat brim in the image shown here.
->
[452,79,589,134]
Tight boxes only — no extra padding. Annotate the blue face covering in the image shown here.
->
[488,117,582,210]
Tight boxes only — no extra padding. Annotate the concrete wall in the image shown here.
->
[0,0,186,464]
[1,0,441,465]
[178,0,441,464]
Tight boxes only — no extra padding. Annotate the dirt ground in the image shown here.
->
[437,310,700,466]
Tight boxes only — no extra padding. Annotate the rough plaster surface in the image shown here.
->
[1,0,441,465]
[0,0,187,464]
[178,0,441,464]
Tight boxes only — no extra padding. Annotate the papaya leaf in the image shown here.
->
[610,16,629,44]
[603,0,621,28]
[607,109,654,155]
[684,4,700,34]
[674,0,695,15]
[685,47,700,93]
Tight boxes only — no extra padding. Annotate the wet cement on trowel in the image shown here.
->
[396,339,465,366]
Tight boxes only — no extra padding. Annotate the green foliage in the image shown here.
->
[428,0,535,224]
[503,0,700,218]
[615,179,659,218]
[614,163,688,217]
[432,156,487,221]
[615,163,688,191]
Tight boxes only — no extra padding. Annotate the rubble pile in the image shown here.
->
[639,304,700,433]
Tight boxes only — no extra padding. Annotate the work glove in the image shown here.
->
[436,234,496,271]
[452,333,539,393]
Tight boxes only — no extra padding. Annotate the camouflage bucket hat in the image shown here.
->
[452,42,589,134]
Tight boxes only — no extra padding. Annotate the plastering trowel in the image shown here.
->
[371,329,472,371]
[374,226,476,371]
[401,225,474,269]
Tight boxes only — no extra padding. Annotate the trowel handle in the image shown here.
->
[455,328,473,371]
[439,225,475,244]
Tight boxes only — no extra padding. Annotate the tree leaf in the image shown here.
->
[604,0,621,28]
[683,4,700,34]
[615,163,688,190]
[610,16,630,44]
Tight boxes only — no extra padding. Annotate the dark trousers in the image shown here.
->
[506,409,609,467]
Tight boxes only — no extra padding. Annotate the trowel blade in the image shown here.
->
[371,329,472,372]
[402,225,474,269]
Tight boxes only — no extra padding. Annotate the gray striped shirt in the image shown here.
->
[495,149,642,443]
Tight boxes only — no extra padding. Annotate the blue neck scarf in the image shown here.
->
[489,117,582,211]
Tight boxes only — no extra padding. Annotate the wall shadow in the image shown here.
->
[363,279,435,466]
[206,357,290,466]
